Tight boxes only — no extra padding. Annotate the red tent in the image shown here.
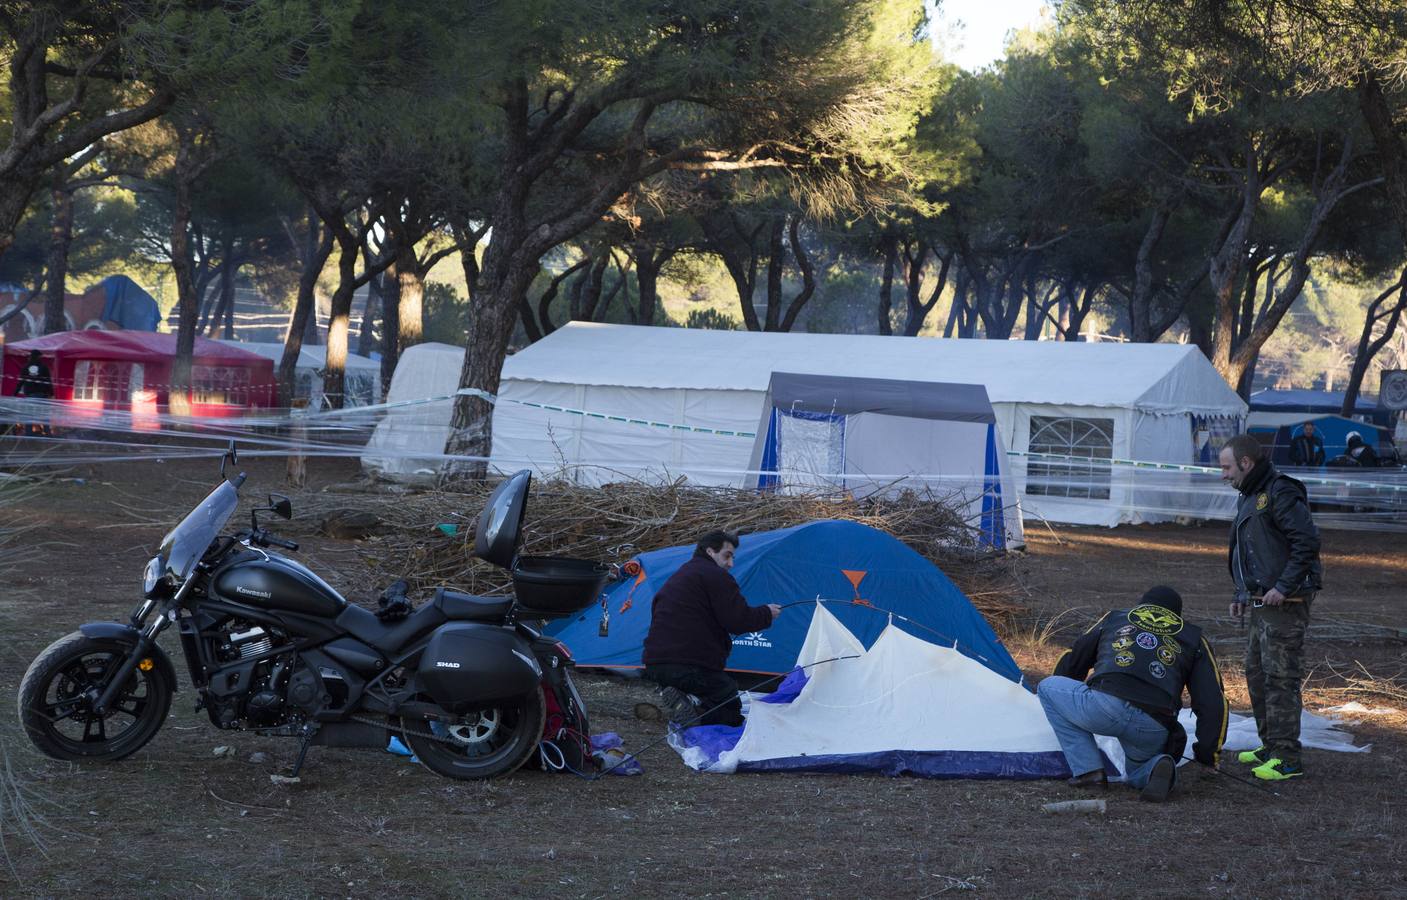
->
[3,330,277,420]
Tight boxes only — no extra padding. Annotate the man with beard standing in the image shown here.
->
[1219,434,1323,782]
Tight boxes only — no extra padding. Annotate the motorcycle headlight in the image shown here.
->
[143,556,165,596]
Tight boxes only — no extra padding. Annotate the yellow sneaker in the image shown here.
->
[1251,758,1303,781]
[1237,746,1266,765]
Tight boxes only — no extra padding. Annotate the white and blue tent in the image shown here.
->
[491,323,1247,527]
[669,604,1071,779]
[745,372,1021,550]
[547,520,1022,681]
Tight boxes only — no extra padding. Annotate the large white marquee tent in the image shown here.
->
[490,323,1247,526]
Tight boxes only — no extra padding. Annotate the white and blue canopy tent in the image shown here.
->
[744,372,1021,550]
[490,323,1247,527]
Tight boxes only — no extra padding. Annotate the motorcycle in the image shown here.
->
[16,446,608,781]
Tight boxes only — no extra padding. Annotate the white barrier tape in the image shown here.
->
[4,394,1405,495]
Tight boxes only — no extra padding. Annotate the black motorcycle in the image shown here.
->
[17,447,608,780]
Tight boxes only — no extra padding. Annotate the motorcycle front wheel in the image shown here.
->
[403,689,546,780]
[17,632,173,762]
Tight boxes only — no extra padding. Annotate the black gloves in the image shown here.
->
[376,579,414,622]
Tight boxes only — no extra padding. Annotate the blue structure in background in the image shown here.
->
[1250,388,1392,429]
[546,520,1023,683]
[98,275,161,331]
[1265,415,1397,466]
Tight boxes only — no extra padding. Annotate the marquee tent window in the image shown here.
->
[766,409,848,493]
[192,364,252,405]
[1026,416,1114,500]
[72,359,144,406]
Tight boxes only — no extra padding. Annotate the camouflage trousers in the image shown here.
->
[1245,595,1313,767]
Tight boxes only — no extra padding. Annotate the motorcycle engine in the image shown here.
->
[204,619,295,729]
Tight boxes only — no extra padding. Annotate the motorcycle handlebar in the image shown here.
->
[267,535,299,551]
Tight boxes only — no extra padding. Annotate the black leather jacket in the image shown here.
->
[1228,460,1323,601]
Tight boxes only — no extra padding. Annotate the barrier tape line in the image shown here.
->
[5,391,1405,495]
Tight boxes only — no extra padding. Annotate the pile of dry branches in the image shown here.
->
[295,477,1027,624]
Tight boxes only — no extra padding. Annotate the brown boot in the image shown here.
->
[1067,769,1108,788]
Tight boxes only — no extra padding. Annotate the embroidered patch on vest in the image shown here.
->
[1127,605,1184,636]
[1256,492,1269,510]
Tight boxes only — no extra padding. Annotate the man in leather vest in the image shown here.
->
[1037,586,1227,802]
[1221,433,1322,781]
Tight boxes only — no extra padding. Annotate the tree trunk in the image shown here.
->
[1127,199,1177,342]
[379,261,401,393]
[776,216,816,332]
[592,253,627,322]
[902,245,950,337]
[277,217,334,406]
[535,258,589,337]
[1065,283,1096,341]
[763,218,785,332]
[357,270,381,357]
[1237,348,1259,399]
[1343,268,1407,415]
[1358,70,1407,249]
[575,249,610,321]
[444,262,538,479]
[944,268,968,338]
[168,135,204,416]
[214,236,238,339]
[876,234,896,336]
[701,213,763,331]
[42,182,73,333]
[1208,145,1265,379]
[633,239,673,326]
[1222,136,1366,387]
[321,222,359,410]
[396,241,425,350]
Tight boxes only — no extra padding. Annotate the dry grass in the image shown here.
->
[288,475,1029,623]
[0,472,48,877]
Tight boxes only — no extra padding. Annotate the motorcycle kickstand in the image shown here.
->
[288,722,321,779]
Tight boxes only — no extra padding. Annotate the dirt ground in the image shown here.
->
[1,458,1405,898]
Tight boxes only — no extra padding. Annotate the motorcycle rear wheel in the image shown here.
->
[403,689,545,780]
[17,632,173,762]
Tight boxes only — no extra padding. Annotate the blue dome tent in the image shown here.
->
[546,520,1023,684]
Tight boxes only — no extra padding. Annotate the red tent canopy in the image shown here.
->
[5,329,270,365]
[3,330,277,416]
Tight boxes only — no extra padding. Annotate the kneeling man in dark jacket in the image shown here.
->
[1037,586,1227,802]
[642,530,781,727]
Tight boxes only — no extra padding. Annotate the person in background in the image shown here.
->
[14,349,54,436]
[1288,422,1325,467]
[1037,586,1226,803]
[1345,431,1379,467]
[642,529,781,728]
[1220,433,1322,781]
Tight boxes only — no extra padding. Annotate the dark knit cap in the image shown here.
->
[1140,585,1183,614]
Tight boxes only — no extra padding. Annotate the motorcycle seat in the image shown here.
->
[336,603,440,655]
[334,589,516,655]
[432,588,513,622]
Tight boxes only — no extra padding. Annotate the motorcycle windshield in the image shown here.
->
[159,480,239,582]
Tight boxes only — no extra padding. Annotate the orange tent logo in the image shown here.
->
[841,569,871,606]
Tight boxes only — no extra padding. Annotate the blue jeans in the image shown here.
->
[1037,676,1171,788]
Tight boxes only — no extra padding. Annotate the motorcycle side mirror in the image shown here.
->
[220,440,239,480]
[268,493,292,520]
